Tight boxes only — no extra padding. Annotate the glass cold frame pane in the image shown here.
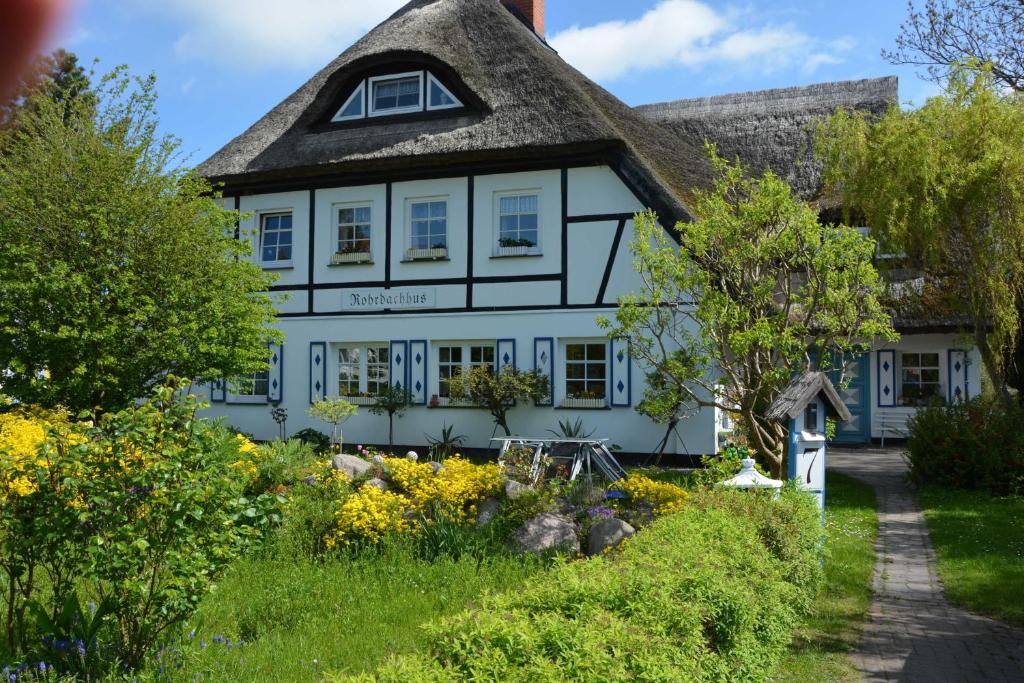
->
[429,80,456,107]
[339,348,361,395]
[374,77,420,111]
[340,91,362,118]
[921,353,940,367]
[470,345,494,368]
[338,206,372,253]
[367,347,389,395]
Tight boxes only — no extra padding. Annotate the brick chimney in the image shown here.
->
[502,0,545,36]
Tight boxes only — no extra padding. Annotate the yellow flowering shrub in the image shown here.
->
[229,435,262,481]
[612,475,689,517]
[327,484,412,548]
[0,408,69,502]
[385,456,503,524]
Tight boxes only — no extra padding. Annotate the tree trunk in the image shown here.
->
[388,415,394,453]
[740,407,784,478]
[496,414,512,437]
[649,420,678,467]
[975,325,1014,408]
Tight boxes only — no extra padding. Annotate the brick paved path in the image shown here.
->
[829,449,1024,682]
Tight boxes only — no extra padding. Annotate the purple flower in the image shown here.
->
[587,505,616,519]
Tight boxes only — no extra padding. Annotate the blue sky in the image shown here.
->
[52,0,940,164]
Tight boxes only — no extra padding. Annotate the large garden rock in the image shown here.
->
[364,478,389,492]
[476,497,502,527]
[428,461,446,474]
[505,479,528,500]
[331,454,372,479]
[586,518,635,556]
[512,513,580,555]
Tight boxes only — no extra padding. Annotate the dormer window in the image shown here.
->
[370,73,423,116]
[331,69,463,123]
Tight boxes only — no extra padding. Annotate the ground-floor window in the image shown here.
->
[337,345,389,399]
[231,370,269,403]
[563,341,607,403]
[900,352,942,406]
[435,342,495,399]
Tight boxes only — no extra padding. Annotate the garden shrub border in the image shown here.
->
[339,486,823,683]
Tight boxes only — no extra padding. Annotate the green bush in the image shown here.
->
[341,488,822,683]
[249,438,317,493]
[905,396,1024,494]
[292,427,332,456]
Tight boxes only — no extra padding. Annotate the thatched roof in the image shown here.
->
[766,371,853,423]
[197,0,712,221]
[635,77,898,200]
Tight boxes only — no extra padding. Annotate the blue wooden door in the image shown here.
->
[829,353,871,444]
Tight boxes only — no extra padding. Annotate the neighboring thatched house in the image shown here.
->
[198,0,980,453]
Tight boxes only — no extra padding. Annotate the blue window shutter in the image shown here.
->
[610,337,632,407]
[497,339,516,372]
[947,349,968,403]
[533,338,554,406]
[408,340,427,405]
[877,350,896,408]
[390,341,409,391]
[310,342,327,403]
[268,343,284,402]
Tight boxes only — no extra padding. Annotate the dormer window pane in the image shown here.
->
[429,80,456,107]
[339,93,362,118]
[373,76,421,112]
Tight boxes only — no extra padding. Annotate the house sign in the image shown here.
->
[341,288,437,311]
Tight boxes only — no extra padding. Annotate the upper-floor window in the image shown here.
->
[900,352,942,407]
[332,70,463,123]
[333,204,372,264]
[496,192,540,255]
[408,199,448,259]
[260,212,293,267]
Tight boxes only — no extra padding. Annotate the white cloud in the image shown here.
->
[138,0,407,69]
[181,77,197,95]
[550,0,849,82]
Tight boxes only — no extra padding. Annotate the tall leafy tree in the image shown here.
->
[0,67,281,411]
[884,1,1024,92]
[600,150,896,476]
[817,67,1024,403]
[0,48,91,133]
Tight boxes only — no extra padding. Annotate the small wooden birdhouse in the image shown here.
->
[766,372,852,509]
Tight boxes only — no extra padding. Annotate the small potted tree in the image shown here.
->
[447,365,549,437]
[307,397,358,454]
[368,385,410,454]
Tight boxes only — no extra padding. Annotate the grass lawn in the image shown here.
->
[775,471,878,682]
[160,545,544,682]
[919,487,1024,627]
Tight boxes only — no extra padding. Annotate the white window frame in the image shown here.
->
[426,72,462,111]
[258,210,294,269]
[406,196,449,260]
[494,190,542,256]
[560,339,609,408]
[228,370,269,404]
[368,71,424,118]
[332,202,373,264]
[336,344,390,404]
[331,82,366,122]
[434,342,495,405]
[898,351,944,407]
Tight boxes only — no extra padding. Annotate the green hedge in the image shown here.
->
[338,488,822,683]
[906,396,1024,494]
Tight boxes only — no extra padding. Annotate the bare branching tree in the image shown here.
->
[884,1,1024,91]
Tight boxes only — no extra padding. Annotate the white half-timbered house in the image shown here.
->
[198,0,981,455]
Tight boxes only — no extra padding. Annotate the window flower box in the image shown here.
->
[341,395,379,406]
[433,396,478,408]
[331,251,372,265]
[406,247,448,260]
[495,245,539,257]
[560,397,608,409]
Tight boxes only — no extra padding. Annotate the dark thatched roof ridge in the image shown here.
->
[766,371,853,423]
[635,77,898,199]
[197,0,712,222]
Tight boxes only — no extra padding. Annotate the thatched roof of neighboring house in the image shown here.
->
[634,77,898,200]
[766,371,853,423]
[198,0,713,222]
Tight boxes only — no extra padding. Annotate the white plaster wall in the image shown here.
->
[566,220,617,305]
[201,309,718,456]
[473,170,561,278]
[868,333,982,438]
[566,166,644,216]
[313,184,388,284]
[472,281,560,309]
[391,177,468,281]
[239,191,309,288]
